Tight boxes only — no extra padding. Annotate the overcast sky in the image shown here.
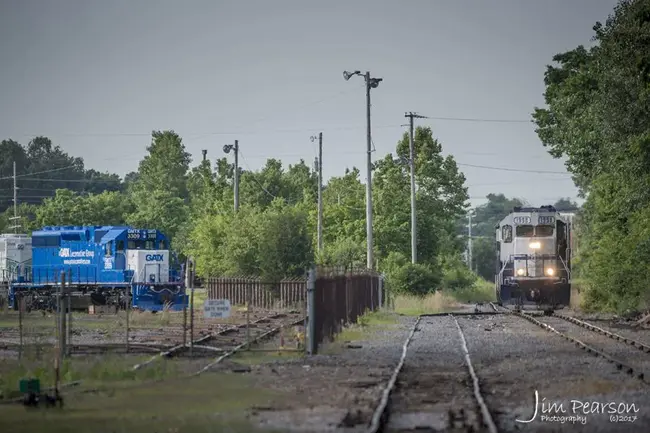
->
[0,0,619,208]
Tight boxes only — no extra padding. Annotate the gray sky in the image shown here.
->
[0,0,619,208]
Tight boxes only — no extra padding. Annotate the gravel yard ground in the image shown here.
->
[3,306,650,432]
[0,304,302,353]
[462,313,650,432]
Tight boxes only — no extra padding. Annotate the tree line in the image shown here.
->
[532,0,650,312]
[0,127,486,295]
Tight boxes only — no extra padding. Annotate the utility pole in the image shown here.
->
[223,140,239,212]
[311,133,324,253]
[468,212,473,271]
[343,70,383,269]
[202,149,207,162]
[404,112,426,263]
[10,161,19,234]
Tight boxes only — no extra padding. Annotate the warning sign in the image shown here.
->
[204,299,231,319]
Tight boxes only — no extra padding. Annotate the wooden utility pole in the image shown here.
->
[311,133,324,253]
[404,112,426,263]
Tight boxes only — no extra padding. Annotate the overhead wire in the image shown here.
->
[0,165,78,181]
[13,115,535,139]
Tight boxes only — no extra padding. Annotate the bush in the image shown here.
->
[387,262,441,296]
[440,255,477,290]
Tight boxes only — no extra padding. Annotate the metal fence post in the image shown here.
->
[378,273,383,310]
[306,266,316,356]
[189,258,195,357]
[246,279,251,350]
[125,285,131,353]
[66,292,71,357]
[183,259,189,349]
[59,271,67,359]
[18,293,23,361]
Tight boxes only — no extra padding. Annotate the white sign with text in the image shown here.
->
[204,299,231,319]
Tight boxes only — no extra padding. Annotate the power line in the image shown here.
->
[420,115,531,123]
[13,116,535,139]
[0,165,78,181]
[1,161,572,188]
[237,149,283,202]
[10,177,122,183]
[456,162,570,175]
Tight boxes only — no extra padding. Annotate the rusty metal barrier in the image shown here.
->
[312,266,383,354]
[207,276,306,312]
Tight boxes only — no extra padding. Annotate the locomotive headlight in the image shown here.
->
[529,241,541,249]
[516,269,525,276]
[545,268,555,276]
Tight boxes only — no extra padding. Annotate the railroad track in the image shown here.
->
[133,311,305,370]
[363,313,498,433]
[1,312,306,405]
[491,303,650,384]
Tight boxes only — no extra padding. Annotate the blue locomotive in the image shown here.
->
[8,225,188,312]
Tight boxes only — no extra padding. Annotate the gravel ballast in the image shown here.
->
[461,313,650,432]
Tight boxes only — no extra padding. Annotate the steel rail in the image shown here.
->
[552,313,650,353]
[366,315,421,433]
[132,312,288,370]
[1,315,306,405]
[192,317,306,376]
[513,310,647,382]
[452,314,499,433]
[419,311,503,317]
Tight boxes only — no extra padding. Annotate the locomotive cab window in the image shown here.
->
[159,240,167,249]
[105,241,113,257]
[116,240,125,252]
[516,225,534,237]
[145,240,154,250]
[535,225,554,237]
[502,225,513,243]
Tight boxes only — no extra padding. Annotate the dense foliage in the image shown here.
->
[532,0,650,312]
[0,127,480,295]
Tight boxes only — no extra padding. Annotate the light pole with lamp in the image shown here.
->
[343,70,383,270]
[223,140,239,212]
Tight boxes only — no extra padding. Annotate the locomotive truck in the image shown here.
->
[6,225,187,312]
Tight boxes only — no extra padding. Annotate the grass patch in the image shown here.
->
[356,310,398,327]
[230,349,303,365]
[394,291,459,316]
[0,372,285,433]
[319,309,399,354]
[570,279,585,311]
[447,279,496,304]
[394,279,497,316]
[0,354,178,401]
[189,288,208,311]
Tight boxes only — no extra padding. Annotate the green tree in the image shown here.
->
[127,131,191,240]
[395,127,470,263]
[467,194,523,281]
[35,189,132,227]
[532,0,650,311]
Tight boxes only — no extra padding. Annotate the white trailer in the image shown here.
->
[0,233,32,283]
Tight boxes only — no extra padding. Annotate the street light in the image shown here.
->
[223,140,239,212]
[343,70,383,270]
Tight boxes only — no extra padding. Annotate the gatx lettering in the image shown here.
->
[145,254,164,261]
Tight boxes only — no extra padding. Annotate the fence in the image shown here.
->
[204,267,385,355]
[311,266,384,354]
[206,276,306,312]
